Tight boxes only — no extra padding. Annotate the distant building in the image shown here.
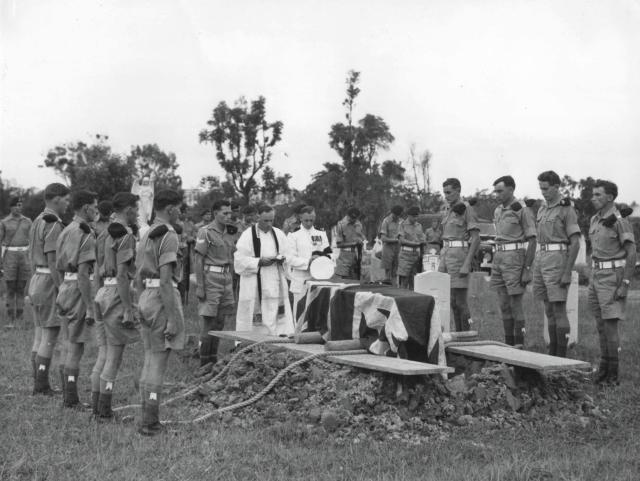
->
[183,188,206,207]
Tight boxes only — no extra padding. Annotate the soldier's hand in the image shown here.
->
[196,286,205,301]
[520,267,532,286]
[458,264,470,277]
[164,321,177,340]
[559,271,572,287]
[614,284,628,300]
[122,309,136,329]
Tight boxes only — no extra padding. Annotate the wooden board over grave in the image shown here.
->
[210,330,453,376]
[446,344,590,372]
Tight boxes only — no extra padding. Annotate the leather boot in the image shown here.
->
[606,356,619,386]
[97,392,116,422]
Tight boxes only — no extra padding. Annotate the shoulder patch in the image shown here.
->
[511,201,522,212]
[559,197,572,207]
[108,222,128,239]
[618,205,633,218]
[42,214,59,223]
[467,198,478,206]
[452,203,466,215]
[148,224,169,239]
[524,199,536,208]
[226,224,238,235]
[601,213,620,228]
[78,222,92,234]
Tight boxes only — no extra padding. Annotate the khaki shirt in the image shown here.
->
[135,221,182,283]
[56,216,96,273]
[0,214,32,247]
[536,198,580,244]
[398,220,426,245]
[100,223,136,278]
[336,216,365,245]
[379,215,401,243]
[440,201,479,241]
[28,208,64,268]
[589,206,635,261]
[493,199,536,243]
[93,220,110,239]
[95,229,110,278]
[194,222,235,266]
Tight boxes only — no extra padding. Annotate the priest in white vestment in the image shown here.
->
[234,205,294,336]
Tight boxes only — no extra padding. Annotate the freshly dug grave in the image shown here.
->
[179,345,604,443]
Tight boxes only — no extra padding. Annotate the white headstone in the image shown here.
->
[414,271,451,333]
[422,254,440,273]
[543,270,579,346]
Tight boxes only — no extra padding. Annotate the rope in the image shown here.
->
[112,338,295,412]
[166,349,367,425]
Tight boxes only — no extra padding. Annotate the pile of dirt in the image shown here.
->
[180,345,605,443]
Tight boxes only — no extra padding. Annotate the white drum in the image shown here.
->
[309,256,335,280]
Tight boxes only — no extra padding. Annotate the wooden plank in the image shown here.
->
[209,331,452,376]
[446,344,591,372]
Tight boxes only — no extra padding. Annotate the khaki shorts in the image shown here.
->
[138,287,185,353]
[588,266,626,320]
[532,251,568,302]
[28,272,60,328]
[95,286,140,346]
[335,250,358,278]
[438,247,470,288]
[381,244,400,271]
[490,249,526,295]
[198,270,235,317]
[2,250,30,282]
[397,249,420,277]
[57,280,92,344]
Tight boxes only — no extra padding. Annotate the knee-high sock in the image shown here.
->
[502,318,515,346]
[514,319,525,346]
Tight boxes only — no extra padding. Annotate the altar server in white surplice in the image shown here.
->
[234,205,294,336]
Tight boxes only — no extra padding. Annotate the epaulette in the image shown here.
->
[618,205,633,218]
[226,224,238,235]
[78,222,92,234]
[42,214,59,223]
[467,198,478,206]
[511,201,522,212]
[322,246,333,255]
[524,199,536,208]
[172,223,183,235]
[559,197,572,207]
[148,224,169,239]
[452,203,466,215]
[601,213,620,228]
[108,222,128,239]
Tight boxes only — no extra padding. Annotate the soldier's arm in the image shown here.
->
[461,229,480,274]
[46,252,62,288]
[77,261,96,319]
[116,262,134,323]
[334,223,351,248]
[561,234,581,286]
[380,219,397,243]
[522,208,537,272]
[194,252,205,299]
[160,263,179,337]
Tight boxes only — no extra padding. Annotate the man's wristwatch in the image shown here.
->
[622,279,631,287]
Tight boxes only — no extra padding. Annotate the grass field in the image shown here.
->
[1,279,640,481]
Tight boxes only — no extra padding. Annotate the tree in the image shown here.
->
[260,166,292,204]
[43,136,136,199]
[127,144,182,193]
[199,96,284,203]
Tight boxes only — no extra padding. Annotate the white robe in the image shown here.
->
[234,225,294,336]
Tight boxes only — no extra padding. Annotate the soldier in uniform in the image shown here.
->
[135,189,185,436]
[282,203,305,235]
[93,200,113,238]
[287,206,330,316]
[0,197,32,324]
[397,206,426,290]
[93,192,140,420]
[195,209,212,231]
[194,200,235,366]
[55,190,98,407]
[30,183,70,395]
[532,170,581,358]
[587,180,635,385]
[379,205,404,286]
[491,176,537,346]
[334,207,365,280]
[437,178,480,332]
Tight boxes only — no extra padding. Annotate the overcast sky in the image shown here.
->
[1,0,639,201]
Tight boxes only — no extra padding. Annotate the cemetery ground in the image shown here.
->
[1,279,639,481]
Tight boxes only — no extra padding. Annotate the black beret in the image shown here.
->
[511,202,522,212]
